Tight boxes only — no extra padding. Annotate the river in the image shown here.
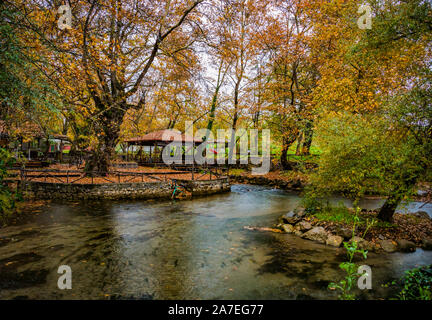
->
[0,184,431,299]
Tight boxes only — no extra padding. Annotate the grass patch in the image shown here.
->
[313,202,358,225]
[311,202,396,228]
[229,168,246,176]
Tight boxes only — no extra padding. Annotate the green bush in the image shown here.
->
[0,147,16,224]
[394,265,432,300]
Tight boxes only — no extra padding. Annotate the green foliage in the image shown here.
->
[313,202,357,225]
[387,265,432,300]
[301,186,325,215]
[0,148,16,224]
[0,2,61,119]
[313,112,422,200]
[328,207,376,300]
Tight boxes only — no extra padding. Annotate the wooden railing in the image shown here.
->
[18,167,226,184]
[20,169,192,184]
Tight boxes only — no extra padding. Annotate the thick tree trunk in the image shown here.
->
[378,175,418,222]
[85,135,117,176]
[280,135,296,170]
[377,194,402,222]
[84,107,122,175]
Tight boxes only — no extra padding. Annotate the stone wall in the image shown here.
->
[20,178,230,200]
[174,178,231,196]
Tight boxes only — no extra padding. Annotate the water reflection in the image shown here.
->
[0,185,431,299]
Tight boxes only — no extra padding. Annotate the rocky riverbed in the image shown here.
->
[273,208,432,253]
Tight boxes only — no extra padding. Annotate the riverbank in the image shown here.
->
[228,170,308,191]
[0,200,49,228]
[229,170,432,202]
[258,207,432,254]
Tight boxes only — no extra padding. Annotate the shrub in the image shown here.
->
[0,147,16,224]
[394,265,432,300]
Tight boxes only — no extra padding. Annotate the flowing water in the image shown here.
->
[0,184,431,300]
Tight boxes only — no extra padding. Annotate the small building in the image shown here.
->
[123,129,202,164]
[0,120,71,162]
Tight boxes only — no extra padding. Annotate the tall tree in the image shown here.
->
[261,0,317,169]
[18,0,204,174]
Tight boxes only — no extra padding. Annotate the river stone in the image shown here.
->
[396,239,416,252]
[294,207,306,218]
[335,227,352,240]
[379,239,398,253]
[421,238,432,250]
[326,235,343,247]
[413,211,431,220]
[297,221,312,232]
[294,230,304,237]
[281,212,301,225]
[293,224,304,237]
[302,227,328,244]
[350,236,373,251]
[282,224,295,234]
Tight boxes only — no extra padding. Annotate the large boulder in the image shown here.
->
[396,239,416,252]
[326,235,344,247]
[302,227,328,244]
[297,221,312,232]
[421,238,432,250]
[379,239,398,253]
[282,224,295,234]
[350,236,373,251]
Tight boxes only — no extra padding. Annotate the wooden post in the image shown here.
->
[67,170,69,184]
[191,141,195,181]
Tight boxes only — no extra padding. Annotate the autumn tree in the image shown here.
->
[17,0,204,174]
[260,0,317,169]
[308,0,432,221]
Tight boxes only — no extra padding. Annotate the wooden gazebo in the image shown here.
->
[123,129,203,164]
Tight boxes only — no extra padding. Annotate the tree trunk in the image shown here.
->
[295,132,303,156]
[280,135,296,170]
[377,194,402,222]
[206,87,219,134]
[84,107,122,175]
[301,120,314,155]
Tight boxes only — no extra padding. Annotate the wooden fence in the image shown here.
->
[18,167,226,184]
